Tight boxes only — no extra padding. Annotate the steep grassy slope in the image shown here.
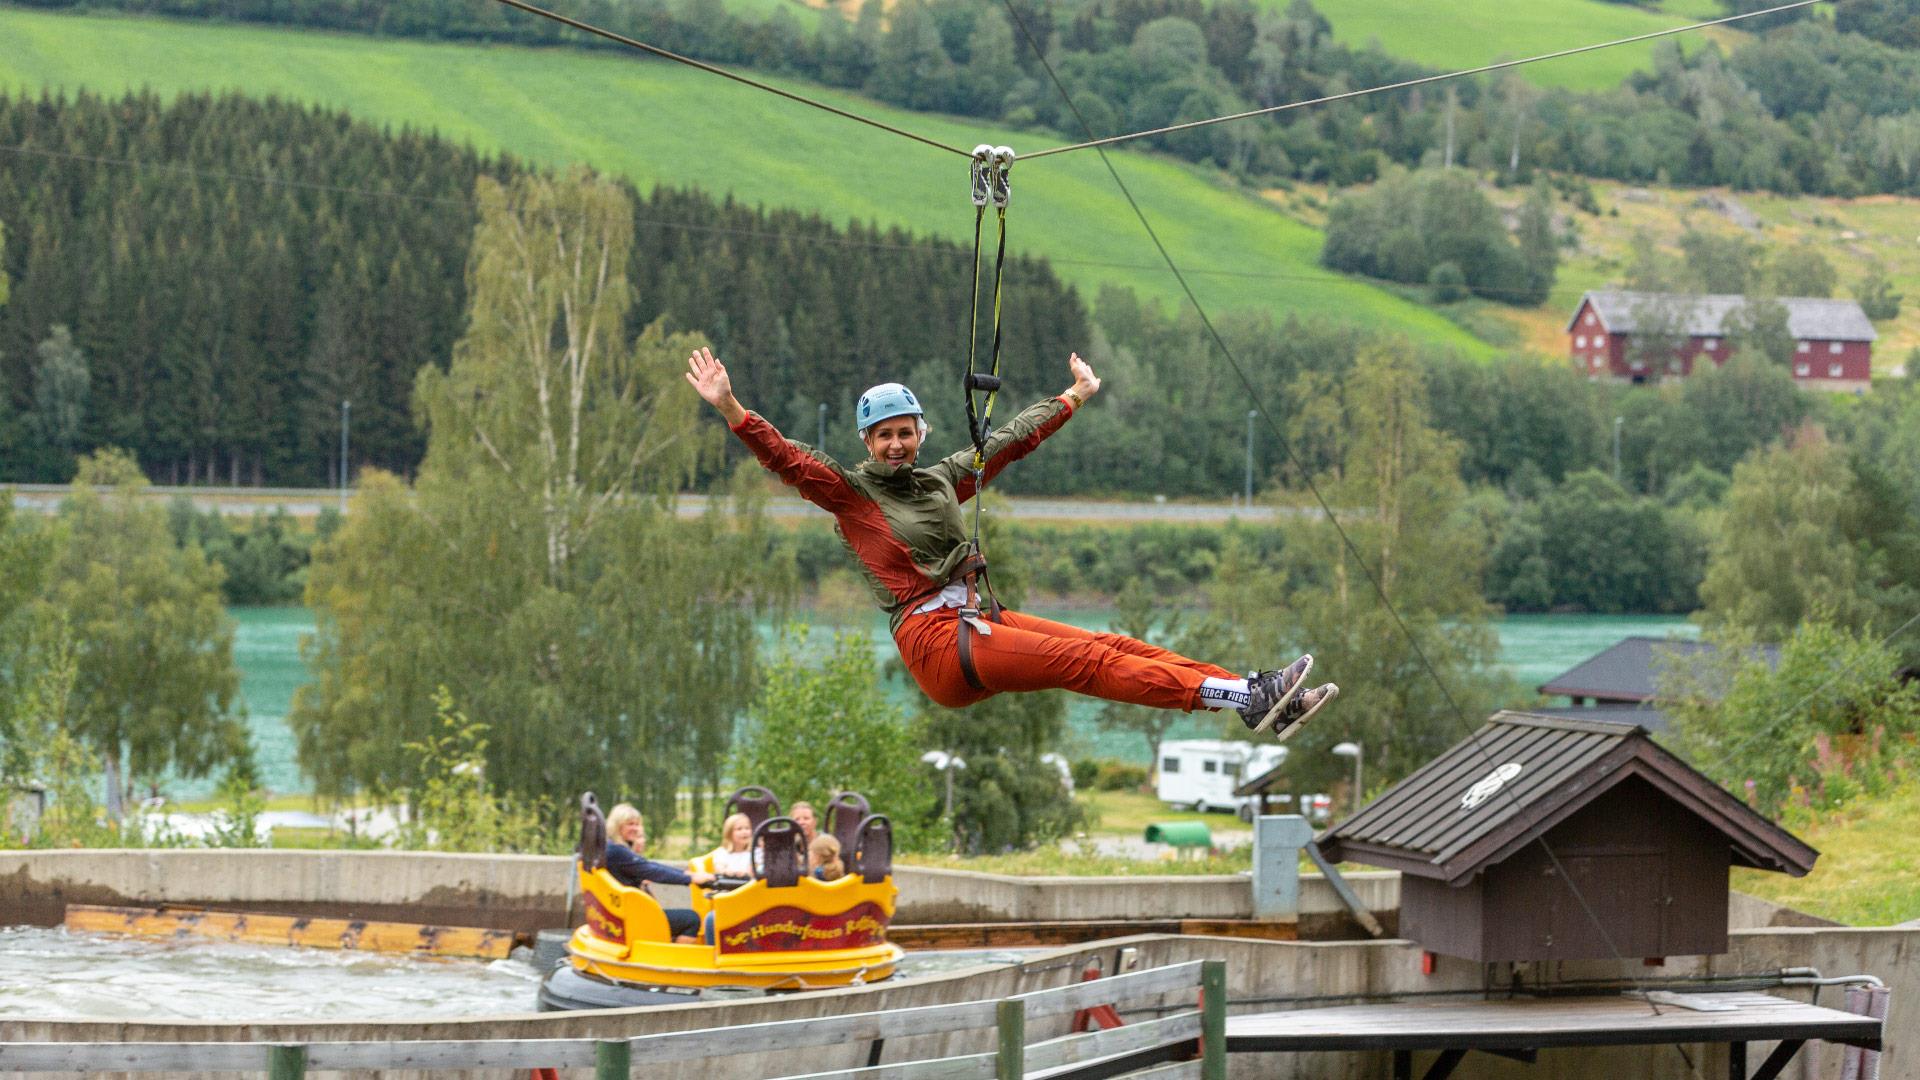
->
[1733,780,1920,926]
[1300,0,1747,91]
[787,0,1743,91]
[0,6,1487,354]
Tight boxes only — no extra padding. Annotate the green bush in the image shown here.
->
[1428,261,1468,304]
[1093,761,1150,792]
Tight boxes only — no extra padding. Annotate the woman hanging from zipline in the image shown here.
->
[685,347,1337,739]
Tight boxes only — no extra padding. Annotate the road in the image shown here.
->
[8,484,1304,524]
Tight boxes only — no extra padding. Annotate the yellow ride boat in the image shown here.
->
[540,789,903,1010]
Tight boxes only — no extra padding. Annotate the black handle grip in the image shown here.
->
[965,373,1002,393]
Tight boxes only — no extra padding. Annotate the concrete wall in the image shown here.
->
[4,851,1900,1080]
[0,850,1400,934]
[2,928,1910,1080]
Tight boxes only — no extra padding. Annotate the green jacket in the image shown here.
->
[730,395,1076,629]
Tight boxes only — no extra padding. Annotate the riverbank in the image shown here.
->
[210,607,1697,801]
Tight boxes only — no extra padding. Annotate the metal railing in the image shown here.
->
[0,959,1226,1080]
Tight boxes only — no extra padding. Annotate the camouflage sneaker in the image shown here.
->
[1269,683,1339,744]
[1238,654,1313,734]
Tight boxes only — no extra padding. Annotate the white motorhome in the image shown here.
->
[1155,739,1287,818]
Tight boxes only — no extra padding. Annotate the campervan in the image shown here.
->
[1155,739,1287,817]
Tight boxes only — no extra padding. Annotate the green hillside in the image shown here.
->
[0,7,1487,356]
[1304,0,1745,91]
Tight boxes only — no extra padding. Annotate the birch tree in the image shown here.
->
[297,170,779,832]
[415,169,700,587]
[1216,344,1509,788]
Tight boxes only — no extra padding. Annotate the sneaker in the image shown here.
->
[1238,654,1312,734]
[1269,683,1339,744]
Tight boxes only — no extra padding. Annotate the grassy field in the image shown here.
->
[0,7,1485,355]
[1270,176,1920,374]
[790,0,1739,92]
[1302,0,1748,92]
[1732,781,1920,927]
[1492,181,1920,372]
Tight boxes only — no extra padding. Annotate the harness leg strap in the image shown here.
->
[958,615,986,691]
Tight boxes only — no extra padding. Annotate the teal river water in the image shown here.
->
[211,607,1696,801]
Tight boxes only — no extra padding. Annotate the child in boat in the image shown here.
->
[810,834,846,882]
[706,813,754,878]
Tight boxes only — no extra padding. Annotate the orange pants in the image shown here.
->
[894,607,1238,711]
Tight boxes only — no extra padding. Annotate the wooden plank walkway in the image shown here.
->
[1225,991,1883,1053]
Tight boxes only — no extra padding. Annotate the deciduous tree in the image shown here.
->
[295,171,779,836]
[44,449,244,817]
[1216,343,1511,789]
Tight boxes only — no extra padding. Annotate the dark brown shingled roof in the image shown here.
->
[1317,711,1815,884]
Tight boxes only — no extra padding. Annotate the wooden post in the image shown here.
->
[1200,959,1227,1080]
[267,1044,306,1080]
[596,1038,631,1080]
[995,997,1026,1080]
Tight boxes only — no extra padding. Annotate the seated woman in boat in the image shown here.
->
[810,834,845,882]
[705,813,754,878]
[605,802,714,941]
[790,801,819,862]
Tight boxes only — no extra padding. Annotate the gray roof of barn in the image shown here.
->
[1537,636,1778,702]
[1522,702,1671,733]
[1568,291,1878,341]
[1317,711,1815,884]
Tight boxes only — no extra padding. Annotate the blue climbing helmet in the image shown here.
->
[855,382,923,434]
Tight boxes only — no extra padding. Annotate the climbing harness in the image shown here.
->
[957,144,1014,691]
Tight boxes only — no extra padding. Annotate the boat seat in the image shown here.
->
[726,786,782,832]
[579,792,608,870]
[825,791,870,858]
[579,865,673,946]
[854,814,893,884]
[753,816,808,888]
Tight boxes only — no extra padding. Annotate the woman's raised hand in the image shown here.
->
[684,347,732,406]
[1067,352,1101,400]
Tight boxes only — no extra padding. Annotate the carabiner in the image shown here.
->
[989,145,1014,210]
[970,144,994,208]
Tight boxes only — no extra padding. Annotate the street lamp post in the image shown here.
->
[1244,409,1258,506]
[1331,742,1363,818]
[1612,415,1624,485]
[921,750,967,849]
[339,400,351,513]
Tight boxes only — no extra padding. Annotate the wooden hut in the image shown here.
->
[1318,712,1816,963]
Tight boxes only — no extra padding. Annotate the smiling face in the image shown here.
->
[726,817,752,851]
[619,817,644,849]
[861,416,923,468]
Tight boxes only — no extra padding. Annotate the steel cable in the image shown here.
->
[1019,0,1831,161]
[484,0,970,158]
[996,0,1689,1019]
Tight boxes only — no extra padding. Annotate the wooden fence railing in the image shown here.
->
[0,959,1225,1080]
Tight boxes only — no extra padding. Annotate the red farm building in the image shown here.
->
[1567,290,1875,393]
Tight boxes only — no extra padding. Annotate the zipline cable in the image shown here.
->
[1019,0,1831,161]
[483,0,970,159]
[997,0,1683,1022]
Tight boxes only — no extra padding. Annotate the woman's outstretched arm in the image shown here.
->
[938,352,1102,497]
[686,347,859,511]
